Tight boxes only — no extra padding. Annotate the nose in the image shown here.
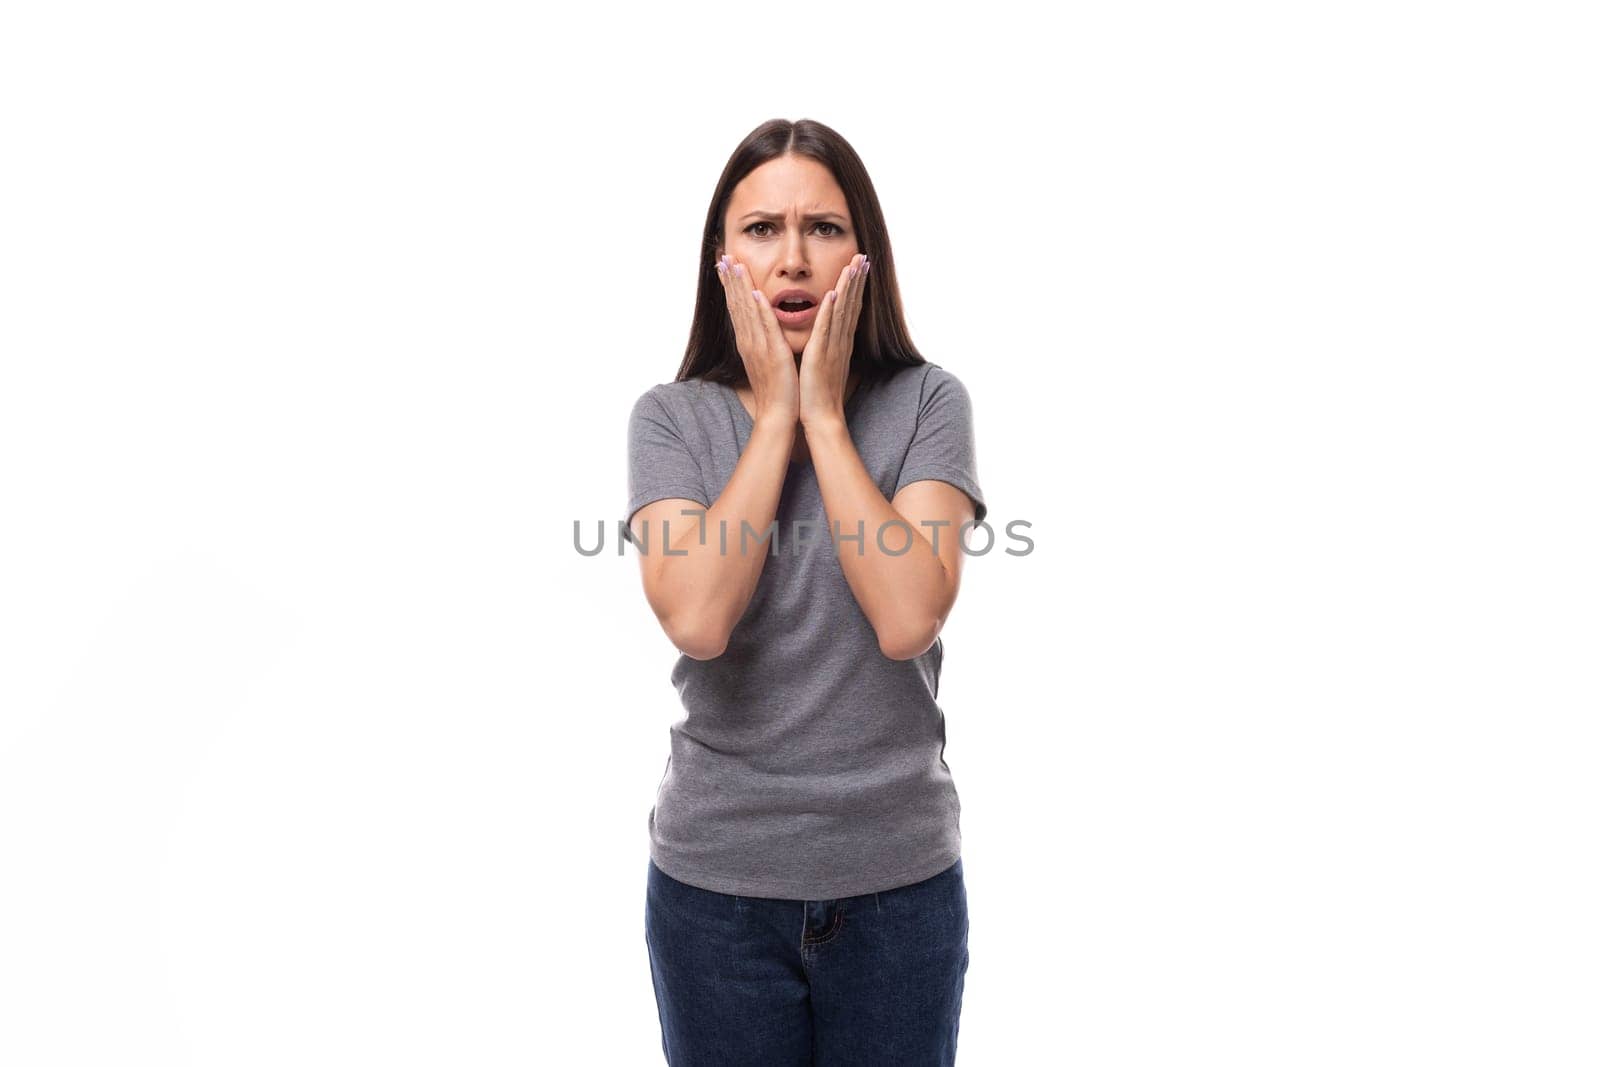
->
[777,224,810,278]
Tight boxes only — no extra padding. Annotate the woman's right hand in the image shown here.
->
[716,254,800,425]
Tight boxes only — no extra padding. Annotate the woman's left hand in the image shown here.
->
[799,253,870,428]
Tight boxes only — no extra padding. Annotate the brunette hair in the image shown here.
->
[673,118,927,390]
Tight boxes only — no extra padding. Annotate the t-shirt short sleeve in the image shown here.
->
[893,366,988,525]
[627,387,710,539]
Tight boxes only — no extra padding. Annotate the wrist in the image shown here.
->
[799,412,849,438]
[751,411,799,437]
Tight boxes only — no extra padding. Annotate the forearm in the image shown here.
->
[651,416,797,655]
[806,418,953,658]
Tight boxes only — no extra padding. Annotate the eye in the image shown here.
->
[744,221,847,238]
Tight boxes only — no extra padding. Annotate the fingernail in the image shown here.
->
[734,264,744,277]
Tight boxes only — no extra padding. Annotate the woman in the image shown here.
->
[626,118,987,1065]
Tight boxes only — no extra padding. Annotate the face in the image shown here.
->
[718,154,860,352]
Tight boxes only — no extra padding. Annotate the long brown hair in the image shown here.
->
[674,118,927,390]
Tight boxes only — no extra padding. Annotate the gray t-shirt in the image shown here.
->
[625,361,986,899]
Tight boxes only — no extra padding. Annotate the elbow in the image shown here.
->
[680,636,729,661]
[643,580,730,660]
[665,615,730,661]
[877,620,938,662]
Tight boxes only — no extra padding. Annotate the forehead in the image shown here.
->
[727,156,849,217]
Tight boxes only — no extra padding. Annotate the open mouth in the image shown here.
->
[774,301,819,326]
[772,290,820,325]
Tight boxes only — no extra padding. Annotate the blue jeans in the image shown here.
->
[644,857,970,1065]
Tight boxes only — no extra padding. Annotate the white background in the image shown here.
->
[3,1,1596,1063]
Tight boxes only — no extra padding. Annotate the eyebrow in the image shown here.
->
[738,210,849,224]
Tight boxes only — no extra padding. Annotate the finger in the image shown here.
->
[715,254,745,345]
[837,254,861,331]
[846,253,868,337]
[732,260,762,333]
[720,256,759,357]
[828,255,857,347]
[798,290,829,371]
[728,257,792,388]
[753,284,793,360]
[813,289,836,356]
[820,256,854,350]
